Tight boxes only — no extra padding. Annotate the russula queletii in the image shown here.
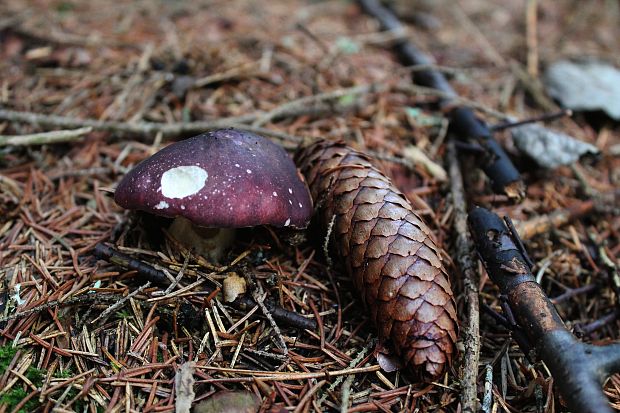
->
[114,128,313,261]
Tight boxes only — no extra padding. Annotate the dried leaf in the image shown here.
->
[193,391,260,413]
[175,361,196,413]
[544,60,620,120]
[402,145,448,181]
[223,273,247,302]
[511,123,599,169]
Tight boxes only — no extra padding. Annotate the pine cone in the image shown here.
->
[295,139,457,379]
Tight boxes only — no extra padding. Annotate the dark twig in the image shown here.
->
[490,109,572,132]
[576,309,620,336]
[469,207,620,413]
[92,243,317,330]
[357,0,524,200]
[551,283,599,305]
[93,243,169,284]
[504,216,534,270]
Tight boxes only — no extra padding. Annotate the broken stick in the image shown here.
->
[358,0,525,200]
[469,207,620,413]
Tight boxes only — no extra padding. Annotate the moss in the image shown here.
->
[0,345,19,373]
[0,387,40,413]
[0,345,45,412]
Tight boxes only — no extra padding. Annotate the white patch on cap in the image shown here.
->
[246,169,252,174]
[288,188,293,194]
[284,218,291,226]
[299,202,303,208]
[154,201,169,210]
[273,191,278,197]
[161,165,208,199]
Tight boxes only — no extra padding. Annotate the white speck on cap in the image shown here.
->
[246,169,252,174]
[299,202,303,208]
[154,201,169,210]
[161,166,208,199]
[284,218,291,226]
[288,188,293,194]
[273,192,278,197]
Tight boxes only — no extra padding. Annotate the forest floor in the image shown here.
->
[0,0,619,412]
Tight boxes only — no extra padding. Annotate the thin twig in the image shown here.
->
[490,109,571,131]
[252,83,380,126]
[90,282,151,324]
[0,108,254,138]
[447,140,480,413]
[197,364,381,382]
[0,127,92,146]
[252,290,288,356]
[526,0,539,77]
[0,293,120,324]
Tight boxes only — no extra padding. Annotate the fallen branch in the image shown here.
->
[469,207,620,413]
[358,0,524,200]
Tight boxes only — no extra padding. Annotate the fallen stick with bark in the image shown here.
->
[358,0,525,200]
[468,207,620,413]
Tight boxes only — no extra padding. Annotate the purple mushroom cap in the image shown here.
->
[114,129,313,229]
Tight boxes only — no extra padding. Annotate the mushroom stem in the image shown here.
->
[168,216,235,262]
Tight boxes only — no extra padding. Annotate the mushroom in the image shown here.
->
[114,128,313,261]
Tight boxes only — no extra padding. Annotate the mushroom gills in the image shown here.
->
[168,216,236,262]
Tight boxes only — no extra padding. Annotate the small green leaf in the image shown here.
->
[404,107,443,127]
[338,94,356,107]
[336,37,360,54]
[194,390,260,413]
